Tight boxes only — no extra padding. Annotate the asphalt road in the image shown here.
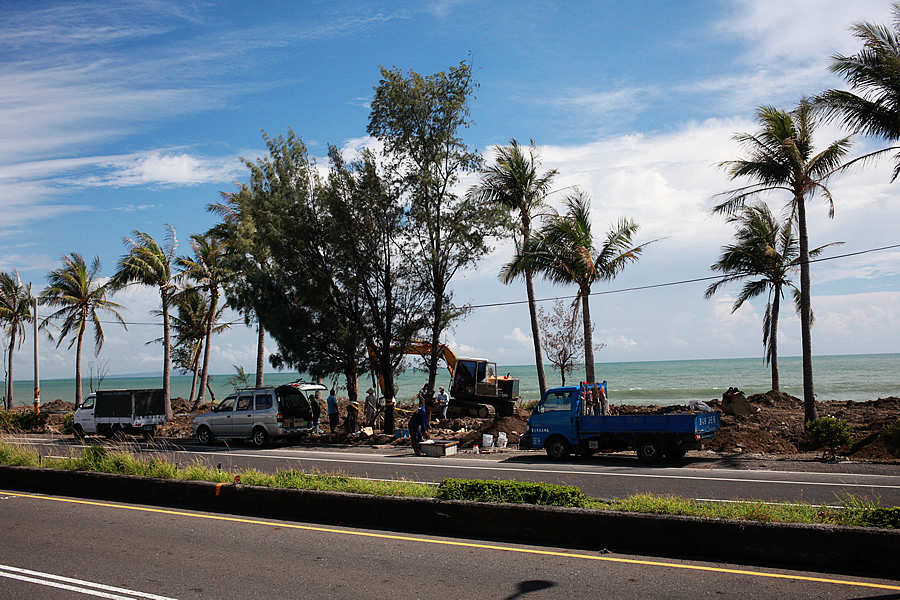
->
[2,490,897,599]
[12,435,900,506]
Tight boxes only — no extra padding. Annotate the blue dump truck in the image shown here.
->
[519,382,720,463]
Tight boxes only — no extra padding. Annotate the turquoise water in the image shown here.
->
[6,353,898,408]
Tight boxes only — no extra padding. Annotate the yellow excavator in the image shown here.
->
[372,341,520,418]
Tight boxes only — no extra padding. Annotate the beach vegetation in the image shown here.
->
[705,203,841,392]
[881,418,900,456]
[0,271,35,410]
[806,416,854,460]
[468,139,558,397]
[713,100,856,423]
[501,191,653,410]
[111,226,179,419]
[40,253,127,408]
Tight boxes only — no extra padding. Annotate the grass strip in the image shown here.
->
[0,438,895,528]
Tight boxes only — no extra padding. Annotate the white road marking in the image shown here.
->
[0,564,178,599]
[181,449,900,490]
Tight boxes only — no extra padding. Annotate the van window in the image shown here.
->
[216,397,236,412]
[236,394,253,411]
[255,394,273,410]
[540,391,572,412]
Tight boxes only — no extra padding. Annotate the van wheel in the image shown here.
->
[196,426,214,445]
[252,427,269,448]
[545,436,571,460]
[110,425,127,441]
[73,425,86,441]
[636,438,663,464]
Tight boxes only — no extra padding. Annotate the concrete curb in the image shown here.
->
[2,465,897,577]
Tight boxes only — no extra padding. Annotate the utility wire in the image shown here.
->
[85,242,900,324]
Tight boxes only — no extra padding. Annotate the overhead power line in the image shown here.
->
[87,242,900,324]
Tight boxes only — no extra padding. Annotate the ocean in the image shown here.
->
[5,353,898,409]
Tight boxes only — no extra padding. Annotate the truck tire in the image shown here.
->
[252,427,270,448]
[196,425,214,445]
[73,425,86,441]
[142,429,155,442]
[545,436,571,461]
[636,438,663,464]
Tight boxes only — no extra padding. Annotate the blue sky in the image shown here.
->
[2,0,898,381]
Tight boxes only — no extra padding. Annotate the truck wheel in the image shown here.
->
[664,447,687,460]
[252,427,269,448]
[110,424,127,441]
[196,425,214,445]
[73,425,86,441]
[636,438,663,464]
[545,436,571,461]
[142,429,155,442]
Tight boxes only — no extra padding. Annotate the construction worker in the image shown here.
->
[408,405,430,456]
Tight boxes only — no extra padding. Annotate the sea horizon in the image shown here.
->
[5,352,898,409]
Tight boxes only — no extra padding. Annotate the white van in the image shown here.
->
[73,389,167,440]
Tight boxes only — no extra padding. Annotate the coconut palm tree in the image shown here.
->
[165,287,232,406]
[208,187,267,388]
[705,203,842,392]
[177,233,230,409]
[0,271,34,410]
[713,101,854,422]
[112,226,178,418]
[816,3,900,179]
[41,254,126,407]
[468,139,558,397]
[501,190,651,413]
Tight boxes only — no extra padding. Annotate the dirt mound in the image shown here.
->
[41,400,75,412]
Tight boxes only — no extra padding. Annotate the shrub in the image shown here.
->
[881,418,900,457]
[61,412,74,435]
[0,411,49,432]
[806,417,853,460]
[437,478,589,508]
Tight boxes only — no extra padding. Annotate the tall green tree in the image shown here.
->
[468,139,557,397]
[705,203,841,392]
[502,191,651,413]
[177,234,230,409]
[208,188,268,388]
[41,254,126,407]
[368,61,502,398]
[112,226,178,418]
[0,271,34,410]
[713,101,854,422]
[816,2,900,179]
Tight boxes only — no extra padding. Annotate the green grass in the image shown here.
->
[0,438,895,528]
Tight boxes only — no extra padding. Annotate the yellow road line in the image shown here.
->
[5,491,899,591]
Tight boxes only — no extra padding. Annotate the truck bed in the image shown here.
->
[577,411,720,436]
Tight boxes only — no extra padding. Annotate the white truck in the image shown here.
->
[73,389,167,441]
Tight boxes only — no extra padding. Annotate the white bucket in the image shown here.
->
[497,432,508,448]
[482,433,494,448]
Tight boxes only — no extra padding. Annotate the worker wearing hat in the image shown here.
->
[436,386,449,420]
[365,387,378,428]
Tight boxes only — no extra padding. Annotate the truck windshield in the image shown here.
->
[540,391,572,412]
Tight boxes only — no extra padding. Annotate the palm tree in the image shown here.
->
[816,3,900,179]
[469,139,558,397]
[501,190,651,413]
[0,272,34,410]
[713,101,854,422]
[208,187,267,388]
[41,254,126,407]
[177,233,230,409]
[704,204,842,392]
[166,287,231,406]
[112,226,178,419]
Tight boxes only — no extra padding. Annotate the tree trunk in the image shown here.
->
[195,288,217,409]
[344,364,359,403]
[161,287,173,419]
[525,269,548,397]
[188,358,199,406]
[74,327,84,409]
[6,331,14,410]
[796,196,817,422]
[255,323,265,387]
[770,289,780,392]
[580,286,604,414]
